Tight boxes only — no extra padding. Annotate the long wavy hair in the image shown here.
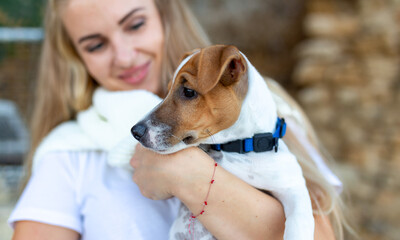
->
[24,0,351,238]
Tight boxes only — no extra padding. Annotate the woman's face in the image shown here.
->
[62,0,164,94]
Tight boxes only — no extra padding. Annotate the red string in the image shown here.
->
[187,162,218,240]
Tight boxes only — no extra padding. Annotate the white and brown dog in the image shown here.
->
[131,45,314,240]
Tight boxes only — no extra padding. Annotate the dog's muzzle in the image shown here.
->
[131,119,176,152]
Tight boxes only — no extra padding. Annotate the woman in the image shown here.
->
[10,0,349,239]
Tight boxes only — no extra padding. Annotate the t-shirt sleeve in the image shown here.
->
[8,151,83,234]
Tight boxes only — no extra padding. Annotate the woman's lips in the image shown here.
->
[118,61,151,85]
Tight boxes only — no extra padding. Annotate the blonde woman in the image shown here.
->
[9,0,348,239]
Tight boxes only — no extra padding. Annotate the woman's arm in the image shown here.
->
[131,145,336,240]
[13,221,80,240]
[177,155,286,240]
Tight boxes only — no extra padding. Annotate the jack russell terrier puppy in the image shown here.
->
[131,45,314,240]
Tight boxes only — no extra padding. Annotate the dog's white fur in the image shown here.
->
[137,51,314,240]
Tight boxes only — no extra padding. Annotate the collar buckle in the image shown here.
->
[253,133,275,152]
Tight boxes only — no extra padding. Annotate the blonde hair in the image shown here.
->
[25,0,350,238]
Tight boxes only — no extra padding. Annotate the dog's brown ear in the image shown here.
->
[197,45,246,94]
[219,47,246,87]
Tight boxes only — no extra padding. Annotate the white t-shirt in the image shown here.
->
[8,151,180,240]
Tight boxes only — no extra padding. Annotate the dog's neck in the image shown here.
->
[204,55,277,144]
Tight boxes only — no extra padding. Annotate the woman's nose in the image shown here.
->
[112,39,137,68]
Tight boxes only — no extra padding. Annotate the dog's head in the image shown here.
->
[131,45,248,153]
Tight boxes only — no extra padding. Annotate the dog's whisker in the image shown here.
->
[205,129,216,144]
[170,134,185,144]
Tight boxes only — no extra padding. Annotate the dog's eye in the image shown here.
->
[181,87,197,99]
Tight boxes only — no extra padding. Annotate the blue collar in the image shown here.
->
[210,117,286,153]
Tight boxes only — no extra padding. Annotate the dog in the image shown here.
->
[131,45,314,240]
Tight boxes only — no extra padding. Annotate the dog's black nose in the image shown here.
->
[131,123,147,141]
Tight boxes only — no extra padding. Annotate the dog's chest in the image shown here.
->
[207,145,305,191]
[208,150,256,181]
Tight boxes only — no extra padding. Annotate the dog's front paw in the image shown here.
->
[274,187,314,240]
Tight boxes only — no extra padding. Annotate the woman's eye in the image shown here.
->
[129,20,145,31]
[86,42,104,52]
[181,87,198,99]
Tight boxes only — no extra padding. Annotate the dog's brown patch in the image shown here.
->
[154,45,249,145]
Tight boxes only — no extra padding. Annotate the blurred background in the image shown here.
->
[0,0,399,239]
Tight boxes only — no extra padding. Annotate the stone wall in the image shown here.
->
[292,0,400,239]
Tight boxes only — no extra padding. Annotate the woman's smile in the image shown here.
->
[118,61,151,85]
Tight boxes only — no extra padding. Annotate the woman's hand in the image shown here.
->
[130,144,215,200]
